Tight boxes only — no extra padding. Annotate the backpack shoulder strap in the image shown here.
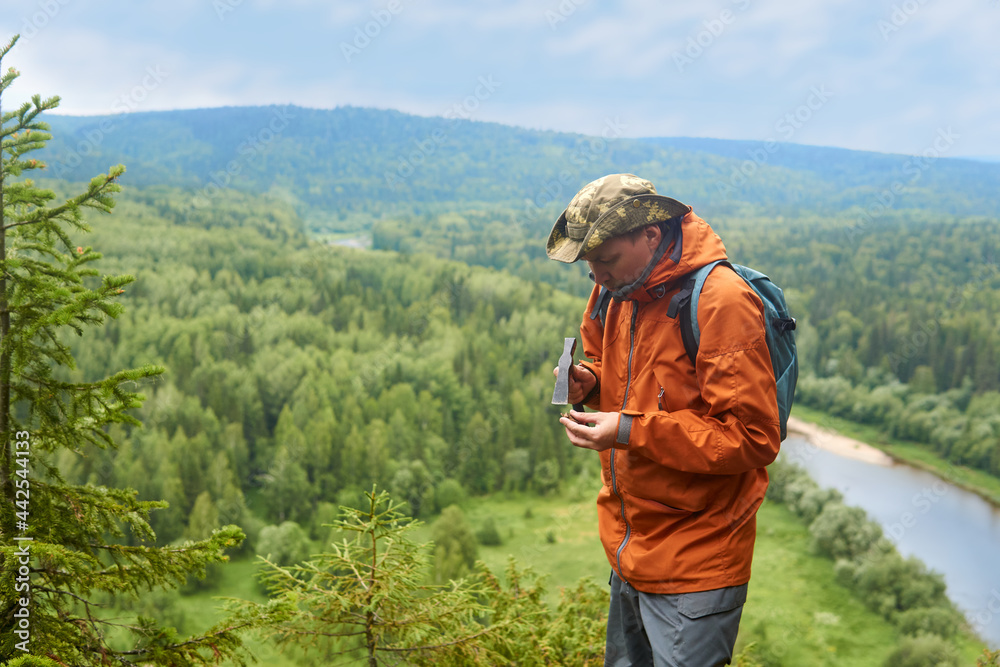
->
[665,260,729,365]
[687,260,730,353]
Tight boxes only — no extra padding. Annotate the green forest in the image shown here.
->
[59,185,590,541]
[2,38,1000,666]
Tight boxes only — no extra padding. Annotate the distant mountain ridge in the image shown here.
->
[37,105,1000,234]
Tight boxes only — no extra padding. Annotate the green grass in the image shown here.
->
[169,558,297,667]
[791,404,1000,507]
[408,490,606,607]
[747,500,985,665]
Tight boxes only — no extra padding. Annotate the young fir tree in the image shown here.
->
[244,489,515,666]
[0,35,281,665]
[240,487,611,666]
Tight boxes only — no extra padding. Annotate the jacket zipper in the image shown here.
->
[611,302,639,578]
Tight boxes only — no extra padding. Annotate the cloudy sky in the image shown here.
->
[1,0,998,159]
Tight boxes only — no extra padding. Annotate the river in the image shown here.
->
[780,436,1000,649]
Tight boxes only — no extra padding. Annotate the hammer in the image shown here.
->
[552,337,585,417]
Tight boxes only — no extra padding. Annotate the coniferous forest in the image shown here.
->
[2,34,1000,666]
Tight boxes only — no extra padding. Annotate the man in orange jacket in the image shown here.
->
[548,174,781,666]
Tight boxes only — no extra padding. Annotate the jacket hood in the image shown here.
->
[629,210,728,303]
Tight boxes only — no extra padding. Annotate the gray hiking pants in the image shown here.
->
[604,571,747,667]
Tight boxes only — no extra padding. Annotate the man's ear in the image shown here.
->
[644,223,662,251]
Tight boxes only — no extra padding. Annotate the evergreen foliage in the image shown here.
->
[979,648,1000,666]
[0,37,276,665]
[236,488,609,666]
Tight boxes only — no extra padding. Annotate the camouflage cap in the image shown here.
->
[545,173,690,263]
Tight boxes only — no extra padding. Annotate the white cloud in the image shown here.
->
[4,27,179,114]
[543,4,708,76]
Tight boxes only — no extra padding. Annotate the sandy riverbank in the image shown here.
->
[785,415,895,466]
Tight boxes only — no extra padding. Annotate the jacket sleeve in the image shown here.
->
[578,285,604,409]
[621,269,781,475]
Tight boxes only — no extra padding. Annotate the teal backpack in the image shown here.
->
[591,260,798,440]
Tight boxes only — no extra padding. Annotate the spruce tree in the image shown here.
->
[0,35,277,665]
[241,488,611,666]
[244,489,515,666]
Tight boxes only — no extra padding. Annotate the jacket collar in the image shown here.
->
[628,210,729,304]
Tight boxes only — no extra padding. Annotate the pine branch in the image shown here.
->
[378,623,499,654]
[3,169,123,233]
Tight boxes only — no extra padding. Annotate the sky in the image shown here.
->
[1,0,998,160]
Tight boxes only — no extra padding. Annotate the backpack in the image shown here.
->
[591,260,798,440]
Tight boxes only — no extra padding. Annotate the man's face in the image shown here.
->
[582,225,661,291]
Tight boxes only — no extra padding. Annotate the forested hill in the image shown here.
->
[38,106,1000,235]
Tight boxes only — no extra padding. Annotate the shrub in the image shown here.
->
[895,606,961,640]
[791,484,843,523]
[256,520,312,567]
[432,505,478,583]
[841,550,950,620]
[763,459,806,503]
[882,633,959,667]
[809,502,884,561]
[477,516,504,546]
[436,478,467,510]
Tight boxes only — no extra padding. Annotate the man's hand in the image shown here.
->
[552,363,596,405]
[559,410,620,452]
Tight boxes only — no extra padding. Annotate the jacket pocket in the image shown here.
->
[627,493,692,515]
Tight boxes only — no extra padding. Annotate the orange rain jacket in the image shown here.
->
[578,210,781,594]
